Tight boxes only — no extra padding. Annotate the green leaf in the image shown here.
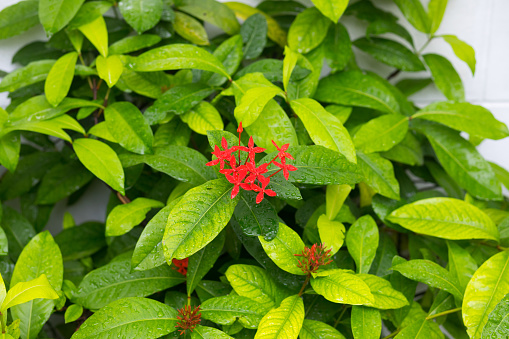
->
[163,179,238,261]
[201,295,268,329]
[357,274,408,309]
[482,293,509,339]
[442,35,476,75]
[490,162,509,191]
[357,152,400,200]
[324,23,352,73]
[233,191,279,240]
[78,16,109,57]
[73,138,125,194]
[463,251,509,338]
[1,274,58,312]
[394,304,444,339]
[282,46,299,93]
[392,0,430,33]
[351,306,381,339]
[258,223,306,276]
[288,7,330,54]
[354,38,425,71]
[0,60,55,93]
[413,102,508,140]
[181,101,224,135]
[106,198,164,237]
[96,55,123,88]
[234,86,284,128]
[428,0,448,33]
[44,52,78,107]
[366,20,413,45]
[310,269,375,305]
[192,326,234,339]
[346,215,379,274]
[177,0,240,35]
[67,1,112,30]
[71,297,178,339]
[65,304,83,323]
[311,0,348,22]
[255,294,304,338]
[0,274,5,306]
[291,98,356,163]
[225,264,289,309]
[0,132,21,173]
[415,122,501,200]
[0,207,36,262]
[388,197,498,241]
[354,115,408,154]
[381,131,424,166]
[299,319,346,339]
[109,34,161,55]
[39,0,85,36]
[75,252,184,309]
[55,222,106,261]
[0,1,39,40]
[240,14,267,60]
[0,227,7,257]
[315,71,400,115]
[105,102,154,154]
[423,54,464,102]
[88,121,117,142]
[317,215,345,256]
[9,231,62,338]
[447,241,478,294]
[174,11,209,45]
[131,44,229,78]
[119,0,163,34]
[326,184,351,221]
[391,259,463,300]
[187,232,225,295]
[203,35,243,86]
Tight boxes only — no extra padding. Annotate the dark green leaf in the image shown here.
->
[240,14,267,60]
[0,1,39,40]
[233,191,279,240]
[119,0,163,34]
[354,38,425,71]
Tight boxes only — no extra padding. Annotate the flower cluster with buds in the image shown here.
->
[295,244,333,274]
[207,123,297,203]
[172,258,188,276]
[175,305,201,335]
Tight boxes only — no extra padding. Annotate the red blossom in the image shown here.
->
[245,162,269,183]
[273,159,298,180]
[175,305,201,335]
[237,136,265,163]
[250,175,277,204]
[294,244,333,274]
[172,258,188,276]
[272,140,294,161]
[206,137,235,170]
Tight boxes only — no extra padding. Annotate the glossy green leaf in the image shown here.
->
[67,1,112,30]
[240,14,267,60]
[326,184,351,221]
[258,223,306,276]
[366,19,413,45]
[357,152,400,200]
[1,206,36,262]
[317,215,345,256]
[65,304,83,323]
[299,319,346,339]
[442,35,476,75]
[288,7,330,54]
[354,38,425,71]
[323,23,352,73]
[1,274,58,312]
[311,0,348,22]
[71,297,178,339]
[0,60,55,93]
[394,304,444,339]
[254,294,304,339]
[346,215,379,274]
[310,269,374,305]
[381,131,424,166]
[428,0,448,33]
[233,191,279,240]
[78,16,108,57]
[388,197,498,241]
[174,11,209,45]
[0,132,20,173]
[351,306,381,339]
[423,54,464,102]
[181,101,224,135]
[106,198,164,237]
[88,122,117,142]
[392,0,430,33]
[96,55,123,88]
[0,1,39,40]
[201,295,268,329]
[0,227,7,256]
[234,86,283,128]
[490,162,509,191]
[206,35,243,85]
[357,273,408,309]
[105,102,153,154]
[315,71,400,115]
[55,222,106,261]
[482,293,509,339]
[109,34,161,55]
[44,52,78,107]
[282,46,299,94]
[354,115,408,154]
[192,326,234,339]
[463,251,509,338]
[177,0,240,35]
[39,0,85,36]
[73,138,125,194]
[447,241,478,293]
[119,0,163,34]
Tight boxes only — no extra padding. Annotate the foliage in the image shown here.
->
[0,0,508,338]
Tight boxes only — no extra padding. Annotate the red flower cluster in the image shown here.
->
[172,258,188,276]
[295,244,333,274]
[175,305,201,335]
[207,123,297,203]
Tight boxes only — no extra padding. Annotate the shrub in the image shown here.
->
[0,0,508,338]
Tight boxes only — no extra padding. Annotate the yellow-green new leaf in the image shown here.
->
[1,275,58,312]
[288,7,330,54]
[174,11,209,46]
[357,274,409,309]
[78,16,108,57]
[234,86,283,127]
[300,319,346,339]
[39,0,85,36]
[45,52,78,107]
[290,98,356,163]
[392,0,430,33]
[201,295,268,328]
[96,55,123,88]
[310,269,375,305]
[254,295,304,339]
[283,46,299,93]
[354,115,408,154]
[311,0,348,23]
[0,273,5,306]
[428,0,448,33]
[192,326,234,339]
[317,215,345,256]
[106,198,164,237]
[177,0,240,35]
[351,306,381,339]
[326,184,351,220]
[463,251,509,339]
[182,101,224,135]
[346,215,379,274]
[119,0,163,34]
[442,35,476,75]
[388,197,499,241]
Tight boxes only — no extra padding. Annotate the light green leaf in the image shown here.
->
[105,102,153,154]
[88,122,117,143]
[447,241,478,294]
[299,319,346,339]
[192,326,234,339]
[351,306,381,339]
[442,35,476,75]
[463,251,509,338]
[258,223,306,276]
[254,294,304,339]
[174,11,209,45]
[317,215,345,256]
[423,54,464,102]
[354,115,408,154]
[65,304,83,323]
[45,52,78,107]
[163,179,238,261]
[39,0,85,36]
[201,295,268,329]
[310,269,374,305]
[67,1,112,30]
[0,132,20,173]
[0,60,55,93]
[106,198,164,237]
[315,71,400,115]
[326,184,351,220]
[283,46,299,93]
[357,152,400,200]
[490,162,509,191]
[177,0,240,35]
[0,274,5,307]
[182,101,224,135]
[311,0,348,22]
[388,197,499,241]
[234,86,283,127]
[73,138,125,195]
[482,293,509,339]
[0,227,7,256]
[240,14,267,60]
[428,0,448,33]
[391,259,463,300]
[392,0,430,33]
[346,215,379,274]
[1,275,58,312]
[78,16,108,57]
[290,98,356,163]
[119,0,163,34]
[353,38,425,71]
[96,55,123,88]
[71,297,178,339]
[381,131,424,166]
[357,273,409,309]
[0,1,39,40]
[109,34,161,55]
[288,7,330,54]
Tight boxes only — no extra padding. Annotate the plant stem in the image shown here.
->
[0,311,5,334]
[382,329,400,339]
[298,274,310,297]
[425,307,461,320]
[333,306,348,328]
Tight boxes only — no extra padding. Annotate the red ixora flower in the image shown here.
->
[206,122,297,203]
[172,258,188,276]
[295,244,333,274]
[175,305,201,335]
